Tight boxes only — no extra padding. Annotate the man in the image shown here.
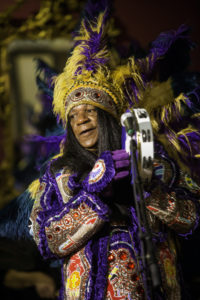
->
[28,6,200,300]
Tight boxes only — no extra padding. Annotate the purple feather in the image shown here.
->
[148,24,193,72]
[73,3,110,76]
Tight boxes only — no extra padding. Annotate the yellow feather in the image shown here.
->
[28,179,40,199]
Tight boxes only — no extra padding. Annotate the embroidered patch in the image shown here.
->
[153,162,164,181]
[56,168,73,202]
[107,248,144,299]
[45,203,103,255]
[66,250,90,300]
[67,271,81,290]
[88,159,106,184]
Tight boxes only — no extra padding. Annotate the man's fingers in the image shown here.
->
[112,149,129,161]
[115,160,130,169]
[114,170,129,180]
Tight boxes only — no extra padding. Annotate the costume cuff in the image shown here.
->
[82,151,115,193]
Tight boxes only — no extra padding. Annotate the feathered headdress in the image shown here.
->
[46,1,200,183]
[52,5,144,124]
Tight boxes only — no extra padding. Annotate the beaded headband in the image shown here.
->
[64,83,119,122]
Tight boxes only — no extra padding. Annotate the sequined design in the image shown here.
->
[146,187,196,234]
[65,248,90,300]
[56,168,74,203]
[178,171,200,195]
[65,87,118,119]
[107,248,144,300]
[168,200,196,232]
[29,206,41,245]
[45,202,104,256]
[29,155,199,300]
[153,157,175,186]
[88,158,106,184]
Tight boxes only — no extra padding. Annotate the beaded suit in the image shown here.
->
[29,147,199,300]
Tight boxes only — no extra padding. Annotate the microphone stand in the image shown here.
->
[129,137,161,299]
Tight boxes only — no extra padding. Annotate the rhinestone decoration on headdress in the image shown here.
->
[65,85,118,120]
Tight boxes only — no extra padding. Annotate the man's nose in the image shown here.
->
[76,111,89,125]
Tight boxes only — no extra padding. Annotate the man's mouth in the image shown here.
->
[80,128,95,136]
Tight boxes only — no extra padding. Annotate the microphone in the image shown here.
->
[121,112,135,136]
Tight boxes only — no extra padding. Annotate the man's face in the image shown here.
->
[68,104,98,151]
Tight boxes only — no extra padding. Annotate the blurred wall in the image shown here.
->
[0,0,199,69]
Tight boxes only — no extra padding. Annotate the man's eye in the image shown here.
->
[87,109,96,113]
[69,114,74,120]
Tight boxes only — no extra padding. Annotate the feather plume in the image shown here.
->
[0,191,34,240]
[53,11,119,123]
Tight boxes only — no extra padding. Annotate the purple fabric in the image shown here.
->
[43,190,110,226]
[24,134,65,169]
[82,151,115,193]
[84,233,110,300]
[25,134,65,144]
[36,164,110,259]
[67,173,81,191]
[109,228,136,258]
[112,149,130,181]
[94,235,110,299]
[37,167,64,259]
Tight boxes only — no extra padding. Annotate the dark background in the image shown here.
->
[0,0,199,70]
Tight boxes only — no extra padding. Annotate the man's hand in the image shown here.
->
[112,149,130,181]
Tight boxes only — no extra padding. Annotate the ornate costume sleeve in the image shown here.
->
[145,156,199,235]
[29,153,115,259]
